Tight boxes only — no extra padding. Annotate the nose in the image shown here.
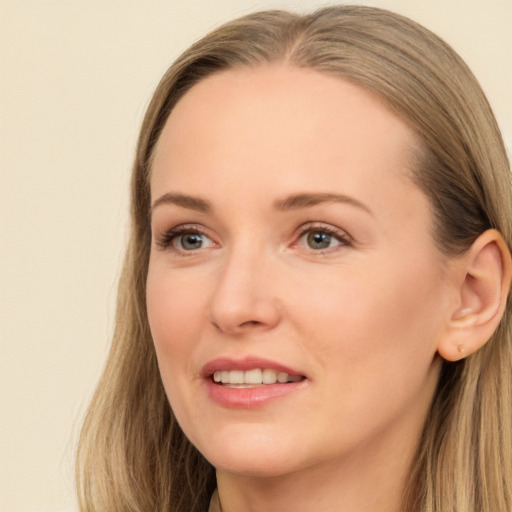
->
[207,246,282,335]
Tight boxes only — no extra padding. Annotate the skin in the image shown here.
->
[147,65,461,512]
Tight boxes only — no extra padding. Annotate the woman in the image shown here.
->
[76,5,512,511]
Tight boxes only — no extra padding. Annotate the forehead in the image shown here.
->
[151,64,421,200]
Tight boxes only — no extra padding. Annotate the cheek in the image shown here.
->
[146,266,208,374]
[146,270,208,429]
[298,256,445,381]
[312,264,444,429]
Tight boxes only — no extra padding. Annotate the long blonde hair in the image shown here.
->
[76,6,512,511]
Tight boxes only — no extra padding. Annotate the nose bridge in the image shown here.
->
[208,237,280,334]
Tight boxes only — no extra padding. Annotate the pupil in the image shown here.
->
[307,231,331,249]
[182,234,202,250]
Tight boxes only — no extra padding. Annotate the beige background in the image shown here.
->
[1,1,510,511]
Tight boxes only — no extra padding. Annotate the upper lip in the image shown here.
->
[201,356,305,378]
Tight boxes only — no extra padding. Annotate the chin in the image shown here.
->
[211,455,298,479]
[194,427,304,478]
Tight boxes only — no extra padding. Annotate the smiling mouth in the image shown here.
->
[212,368,305,388]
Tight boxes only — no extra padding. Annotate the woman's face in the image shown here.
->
[147,65,453,478]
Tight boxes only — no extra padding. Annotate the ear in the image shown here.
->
[437,229,512,361]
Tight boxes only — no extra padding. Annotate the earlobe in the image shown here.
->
[437,229,512,362]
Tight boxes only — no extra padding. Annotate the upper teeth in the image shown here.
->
[213,369,302,385]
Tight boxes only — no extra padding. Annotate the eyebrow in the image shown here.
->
[150,191,373,216]
[151,192,211,214]
[274,192,373,216]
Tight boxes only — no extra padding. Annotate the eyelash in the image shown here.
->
[156,224,213,252]
[293,223,352,252]
[155,222,352,254]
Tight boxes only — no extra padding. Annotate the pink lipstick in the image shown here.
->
[202,357,306,408]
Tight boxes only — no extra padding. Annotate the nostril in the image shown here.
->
[241,320,263,327]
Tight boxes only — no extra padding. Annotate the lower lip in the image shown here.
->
[205,378,306,409]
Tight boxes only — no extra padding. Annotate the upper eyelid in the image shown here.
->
[155,223,209,237]
[157,221,349,236]
[294,222,352,240]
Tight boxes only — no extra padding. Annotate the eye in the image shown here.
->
[156,225,216,252]
[304,231,337,250]
[175,232,214,251]
[294,224,351,252]
[300,230,340,251]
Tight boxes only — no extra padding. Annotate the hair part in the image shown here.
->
[76,6,512,511]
